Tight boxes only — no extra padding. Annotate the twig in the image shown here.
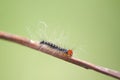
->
[0,31,120,79]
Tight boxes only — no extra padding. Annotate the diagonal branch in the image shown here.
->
[0,31,120,79]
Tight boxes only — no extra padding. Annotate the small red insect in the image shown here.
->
[40,40,73,57]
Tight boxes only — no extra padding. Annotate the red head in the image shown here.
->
[67,49,73,57]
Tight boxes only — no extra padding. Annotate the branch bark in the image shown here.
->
[0,31,120,79]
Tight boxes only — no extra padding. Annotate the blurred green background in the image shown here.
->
[0,0,120,80]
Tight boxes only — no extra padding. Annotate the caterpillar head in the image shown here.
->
[67,49,73,57]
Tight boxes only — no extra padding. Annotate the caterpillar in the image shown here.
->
[40,40,73,57]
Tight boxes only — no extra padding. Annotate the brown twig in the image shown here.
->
[0,31,120,79]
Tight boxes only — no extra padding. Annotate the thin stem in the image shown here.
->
[0,31,120,79]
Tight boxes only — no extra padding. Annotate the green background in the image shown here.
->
[0,0,120,80]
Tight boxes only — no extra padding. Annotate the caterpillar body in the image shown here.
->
[40,40,73,57]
